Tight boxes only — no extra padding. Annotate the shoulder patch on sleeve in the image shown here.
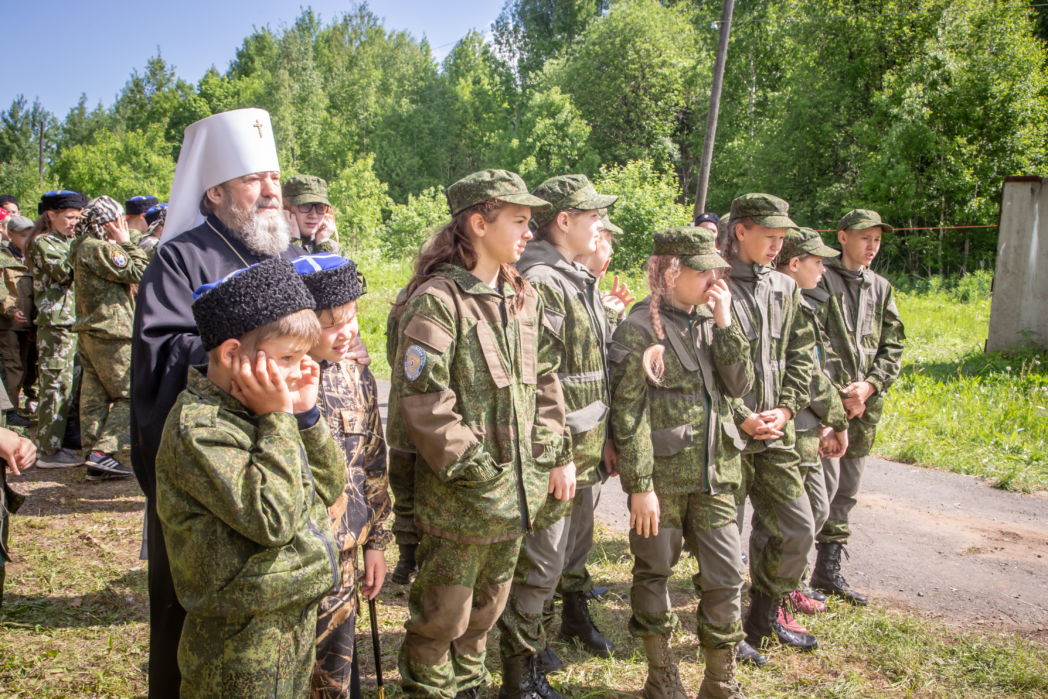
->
[404,344,427,381]
[607,340,631,364]
[543,309,565,337]
[404,312,454,354]
[110,248,129,268]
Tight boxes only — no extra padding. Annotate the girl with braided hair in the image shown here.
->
[609,227,757,699]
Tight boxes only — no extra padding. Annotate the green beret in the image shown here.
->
[599,208,622,236]
[729,193,798,229]
[653,226,728,271]
[531,175,618,228]
[283,175,331,207]
[446,169,550,216]
[838,208,893,234]
[779,227,840,262]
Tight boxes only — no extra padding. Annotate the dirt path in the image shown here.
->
[377,380,1048,634]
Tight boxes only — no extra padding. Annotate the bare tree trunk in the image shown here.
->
[693,0,735,218]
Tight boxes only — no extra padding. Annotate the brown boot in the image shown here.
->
[697,647,747,699]
[641,635,689,699]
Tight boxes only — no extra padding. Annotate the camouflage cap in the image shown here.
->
[838,208,893,234]
[446,169,551,216]
[599,208,622,236]
[531,175,618,228]
[653,226,729,271]
[779,227,840,262]
[283,175,331,207]
[729,193,798,229]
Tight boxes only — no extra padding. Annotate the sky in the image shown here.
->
[1,0,507,118]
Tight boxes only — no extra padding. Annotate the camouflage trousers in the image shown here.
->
[628,489,744,650]
[35,326,77,452]
[399,533,520,699]
[496,496,574,659]
[0,412,26,614]
[739,448,815,599]
[311,547,361,699]
[0,330,27,407]
[818,417,877,544]
[78,334,131,455]
[389,448,418,547]
[178,607,317,699]
[557,482,602,596]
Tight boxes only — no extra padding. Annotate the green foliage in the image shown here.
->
[51,125,175,203]
[512,86,599,187]
[327,154,393,252]
[593,160,692,269]
[379,186,449,261]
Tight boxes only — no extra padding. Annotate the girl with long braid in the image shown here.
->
[609,227,757,699]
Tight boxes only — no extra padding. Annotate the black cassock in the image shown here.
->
[130,214,302,698]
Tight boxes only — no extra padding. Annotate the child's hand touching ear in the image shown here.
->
[231,352,294,415]
[288,356,321,414]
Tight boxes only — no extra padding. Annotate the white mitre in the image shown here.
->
[161,108,280,244]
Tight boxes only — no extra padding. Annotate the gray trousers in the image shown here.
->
[558,483,602,595]
[818,456,867,544]
[803,465,829,541]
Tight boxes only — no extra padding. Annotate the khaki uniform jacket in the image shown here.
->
[816,259,906,427]
[610,297,752,496]
[386,262,570,545]
[156,367,346,618]
[516,240,611,489]
[0,247,29,331]
[29,233,76,328]
[727,259,815,451]
[69,235,149,339]
[794,285,850,434]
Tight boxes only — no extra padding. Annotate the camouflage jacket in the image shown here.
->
[69,235,149,340]
[317,358,393,552]
[299,237,340,254]
[794,285,850,434]
[727,258,814,451]
[816,259,906,427]
[155,367,346,618]
[386,261,570,545]
[0,247,28,331]
[610,297,752,496]
[29,233,76,328]
[516,240,610,489]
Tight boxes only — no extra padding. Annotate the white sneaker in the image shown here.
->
[36,448,84,468]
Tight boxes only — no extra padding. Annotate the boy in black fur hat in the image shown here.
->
[294,253,393,699]
[154,256,347,699]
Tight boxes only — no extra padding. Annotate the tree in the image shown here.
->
[380,186,450,259]
[492,0,610,85]
[511,86,598,186]
[0,96,58,203]
[52,124,175,202]
[327,154,394,252]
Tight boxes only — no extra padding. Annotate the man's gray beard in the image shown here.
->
[218,196,290,257]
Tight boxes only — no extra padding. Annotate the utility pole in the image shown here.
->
[38,120,45,184]
[693,0,735,219]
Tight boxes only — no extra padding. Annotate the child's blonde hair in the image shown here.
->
[641,255,683,385]
[317,300,359,326]
[209,308,321,362]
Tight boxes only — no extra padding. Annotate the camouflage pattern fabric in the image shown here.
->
[609,297,752,498]
[385,291,420,547]
[445,170,550,217]
[556,482,601,596]
[385,261,570,545]
[745,448,812,598]
[312,358,393,698]
[627,490,744,650]
[69,235,148,339]
[78,334,131,455]
[155,366,346,699]
[1,407,26,613]
[0,246,28,332]
[29,232,76,328]
[399,533,520,699]
[35,326,77,451]
[793,288,850,435]
[725,258,814,451]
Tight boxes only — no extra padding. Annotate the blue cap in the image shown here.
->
[193,264,258,299]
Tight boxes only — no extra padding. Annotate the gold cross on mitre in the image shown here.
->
[253,120,264,138]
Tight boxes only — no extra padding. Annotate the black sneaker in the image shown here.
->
[84,452,133,481]
[5,411,32,428]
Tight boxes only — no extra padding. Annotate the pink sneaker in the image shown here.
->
[788,588,826,616]
[778,603,808,634]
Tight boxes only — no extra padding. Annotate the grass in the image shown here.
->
[4,472,1046,699]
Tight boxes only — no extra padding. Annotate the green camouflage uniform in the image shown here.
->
[283,175,342,255]
[386,289,419,548]
[496,174,617,660]
[312,359,393,699]
[725,195,815,601]
[29,232,78,452]
[610,228,753,650]
[815,210,905,544]
[388,258,570,698]
[0,384,22,612]
[777,228,851,537]
[156,367,346,699]
[70,228,148,455]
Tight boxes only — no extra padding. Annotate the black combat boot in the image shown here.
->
[498,654,565,699]
[559,592,615,658]
[536,644,563,675]
[810,542,868,606]
[390,543,419,584]
[734,639,766,668]
[583,586,609,601]
[743,589,818,652]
